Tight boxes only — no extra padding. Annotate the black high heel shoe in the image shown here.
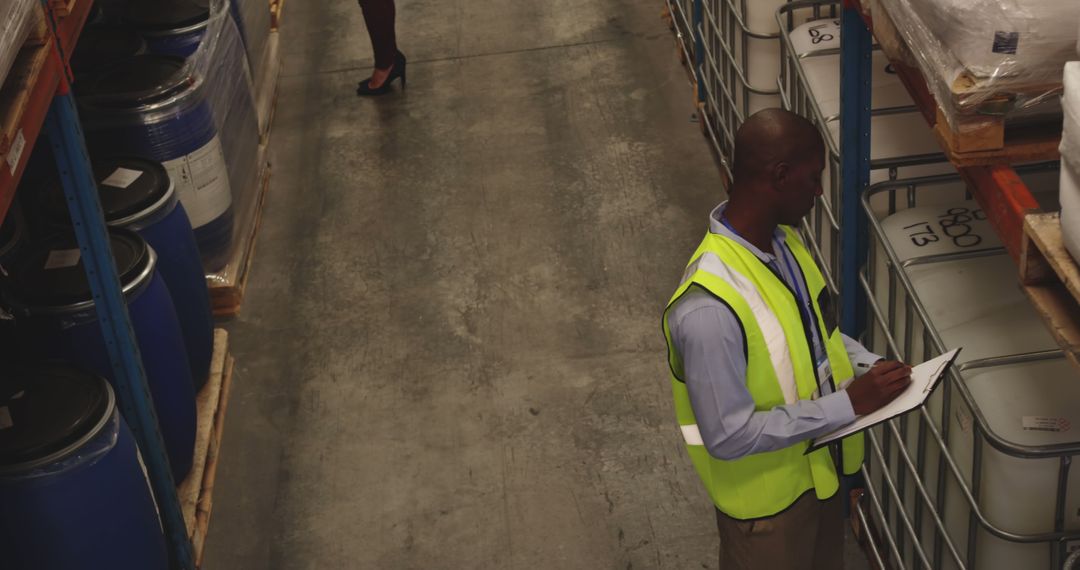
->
[357,51,407,96]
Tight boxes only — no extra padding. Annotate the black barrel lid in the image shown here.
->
[9,229,151,308]
[70,26,146,76]
[125,0,210,30]
[94,158,172,222]
[0,363,111,470]
[77,54,191,107]
[41,158,171,226]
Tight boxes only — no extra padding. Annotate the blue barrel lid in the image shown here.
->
[41,157,174,228]
[0,363,112,472]
[125,0,210,31]
[8,229,155,310]
[71,26,147,78]
[78,54,193,108]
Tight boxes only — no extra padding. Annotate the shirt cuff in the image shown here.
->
[819,390,857,428]
[850,352,883,375]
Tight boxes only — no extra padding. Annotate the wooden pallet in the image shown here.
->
[177,329,235,568]
[25,3,50,46]
[933,106,1062,168]
[270,0,285,31]
[208,162,271,317]
[1019,212,1080,370]
[0,4,52,157]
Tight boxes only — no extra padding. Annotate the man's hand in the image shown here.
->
[845,360,912,416]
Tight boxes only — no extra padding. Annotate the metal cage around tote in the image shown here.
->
[855,166,1080,570]
[776,0,947,300]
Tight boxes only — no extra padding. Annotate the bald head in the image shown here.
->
[732,108,824,185]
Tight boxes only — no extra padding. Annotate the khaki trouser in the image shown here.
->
[715,490,844,570]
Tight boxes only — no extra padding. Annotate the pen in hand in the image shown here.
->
[844,360,913,416]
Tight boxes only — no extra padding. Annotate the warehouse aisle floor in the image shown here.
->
[203,2,866,569]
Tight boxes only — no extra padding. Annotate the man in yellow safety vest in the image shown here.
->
[662,108,912,569]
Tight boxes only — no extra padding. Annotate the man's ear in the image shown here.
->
[771,161,790,190]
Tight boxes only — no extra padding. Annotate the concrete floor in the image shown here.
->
[203,1,869,568]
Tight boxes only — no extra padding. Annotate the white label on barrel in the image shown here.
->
[6,129,25,175]
[43,248,81,270]
[0,406,11,429]
[161,135,232,229]
[1022,416,1072,433]
[102,167,144,189]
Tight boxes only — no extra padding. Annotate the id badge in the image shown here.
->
[812,358,833,399]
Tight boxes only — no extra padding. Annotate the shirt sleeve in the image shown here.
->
[840,334,883,388]
[669,292,857,461]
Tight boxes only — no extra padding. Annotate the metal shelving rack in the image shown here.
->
[5,2,195,568]
[838,1,1080,568]
[836,0,1059,336]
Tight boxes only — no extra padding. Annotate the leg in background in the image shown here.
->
[358,0,398,70]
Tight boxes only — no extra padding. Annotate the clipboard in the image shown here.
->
[806,347,962,454]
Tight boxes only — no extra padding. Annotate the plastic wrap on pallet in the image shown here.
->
[229,0,271,87]
[0,0,38,89]
[1061,62,1080,264]
[191,0,263,286]
[876,0,1075,129]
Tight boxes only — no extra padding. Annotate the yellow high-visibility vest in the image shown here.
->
[662,225,864,520]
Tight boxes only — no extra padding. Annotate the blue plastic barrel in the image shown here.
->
[0,364,169,570]
[39,158,215,388]
[7,230,197,480]
[78,54,235,271]
[125,0,210,58]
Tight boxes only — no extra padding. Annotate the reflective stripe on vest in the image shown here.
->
[680,424,704,446]
[679,252,799,405]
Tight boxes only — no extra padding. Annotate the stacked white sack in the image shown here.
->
[1060,62,1080,262]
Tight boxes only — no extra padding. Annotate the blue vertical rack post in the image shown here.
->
[43,88,196,570]
[838,1,872,337]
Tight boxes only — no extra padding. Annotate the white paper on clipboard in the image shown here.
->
[808,348,962,452]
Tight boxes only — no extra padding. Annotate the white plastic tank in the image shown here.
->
[786,16,954,283]
[865,170,1071,569]
[943,357,1080,570]
[787,17,953,191]
[729,0,787,115]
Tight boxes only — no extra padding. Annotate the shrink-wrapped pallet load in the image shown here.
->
[1061,62,1080,263]
[0,0,39,89]
[878,0,1076,130]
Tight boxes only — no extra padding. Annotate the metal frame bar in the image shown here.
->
[45,90,195,569]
